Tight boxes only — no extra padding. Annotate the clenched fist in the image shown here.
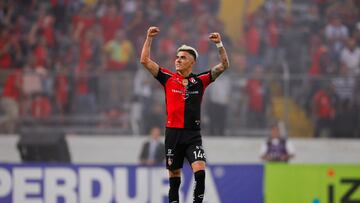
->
[147,26,160,38]
[209,32,221,43]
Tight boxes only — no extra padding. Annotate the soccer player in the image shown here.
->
[140,26,229,203]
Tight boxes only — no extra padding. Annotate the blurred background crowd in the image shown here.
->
[0,0,359,138]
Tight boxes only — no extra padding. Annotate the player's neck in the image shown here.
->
[177,68,192,78]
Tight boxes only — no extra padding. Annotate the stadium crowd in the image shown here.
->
[0,0,359,138]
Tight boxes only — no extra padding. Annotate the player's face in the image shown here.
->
[175,51,195,73]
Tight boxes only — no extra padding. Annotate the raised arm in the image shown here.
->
[140,26,161,76]
[209,32,230,80]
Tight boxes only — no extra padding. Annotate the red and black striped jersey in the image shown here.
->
[155,67,214,130]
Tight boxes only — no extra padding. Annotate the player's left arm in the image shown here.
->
[209,32,230,80]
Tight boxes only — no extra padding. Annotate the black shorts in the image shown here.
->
[165,128,206,170]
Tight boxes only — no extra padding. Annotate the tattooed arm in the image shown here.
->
[209,32,230,80]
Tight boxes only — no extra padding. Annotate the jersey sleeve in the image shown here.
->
[155,67,173,86]
[198,71,214,89]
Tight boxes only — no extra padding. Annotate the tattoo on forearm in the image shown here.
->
[211,46,229,80]
[211,64,223,79]
[219,47,229,68]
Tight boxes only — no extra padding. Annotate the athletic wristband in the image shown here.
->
[216,42,223,48]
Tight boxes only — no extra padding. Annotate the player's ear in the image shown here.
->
[191,57,196,64]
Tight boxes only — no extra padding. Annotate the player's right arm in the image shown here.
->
[140,26,160,77]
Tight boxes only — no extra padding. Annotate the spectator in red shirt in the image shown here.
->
[76,24,103,70]
[100,4,123,43]
[73,63,97,115]
[0,67,22,133]
[31,93,52,120]
[27,5,56,48]
[308,35,332,76]
[0,27,16,69]
[244,14,263,68]
[33,37,50,68]
[78,30,95,69]
[28,20,51,69]
[72,5,96,40]
[313,83,336,137]
[246,65,267,128]
[36,14,56,47]
[264,15,281,67]
[54,61,69,117]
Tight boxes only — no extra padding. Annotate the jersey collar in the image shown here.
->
[176,72,195,79]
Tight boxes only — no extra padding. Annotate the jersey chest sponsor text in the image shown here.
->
[167,78,202,100]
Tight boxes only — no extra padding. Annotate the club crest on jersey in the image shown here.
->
[189,77,197,84]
